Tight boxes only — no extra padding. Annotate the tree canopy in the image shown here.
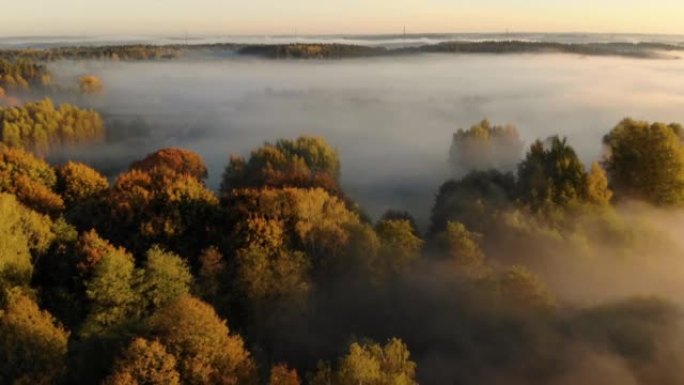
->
[603,118,684,205]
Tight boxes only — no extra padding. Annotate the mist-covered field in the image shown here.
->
[45,53,684,225]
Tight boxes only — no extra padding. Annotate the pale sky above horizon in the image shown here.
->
[4,0,684,37]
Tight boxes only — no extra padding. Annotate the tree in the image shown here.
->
[0,193,54,289]
[235,244,310,303]
[138,246,192,314]
[107,166,218,256]
[269,364,300,385]
[517,136,588,211]
[148,296,257,385]
[585,162,612,206]
[102,338,180,385]
[220,136,341,194]
[0,98,104,154]
[0,145,64,214]
[130,148,208,181]
[194,246,226,300]
[379,210,420,236]
[435,221,485,273]
[375,219,423,276]
[57,161,109,206]
[449,119,524,175]
[79,75,103,94]
[310,338,418,385]
[430,170,516,234]
[498,266,556,312]
[0,58,52,91]
[603,118,684,205]
[0,289,68,385]
[80,245,138,337]
[225,187,359,262]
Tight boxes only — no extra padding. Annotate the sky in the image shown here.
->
[4,0,684,37]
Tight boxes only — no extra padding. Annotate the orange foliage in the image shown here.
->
[130,147,208,180]
[269,364,301,385]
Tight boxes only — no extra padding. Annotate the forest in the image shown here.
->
[3,80,684,384]
[2,48,684,385]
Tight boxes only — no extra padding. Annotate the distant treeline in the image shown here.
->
[0,44,185,61]
[1,40,681,62]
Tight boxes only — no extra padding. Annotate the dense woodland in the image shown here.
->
[2,88,684,385]
[0,58,52,91]
[0,98,105,154]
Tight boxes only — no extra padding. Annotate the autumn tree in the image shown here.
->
[0,289,68,385]
[0,58,52,91]
[107,165,218,256]
[0,145,64,214]
[0,98,104,154]
[130,148,208,181]
[221,136,341,194]
[585,162,612,206]
[379,210,419,236]
[225,187,359,262]
[79,74,103,94]
[147,295,257,385]
[375,219,423,276]
[310,338,417,385]
[269,364,301,385]
[435,221,485,273]
[57,161,109,206]
[603,118,684,205]
[194,246,226,301]
[102,338,181,385]
[497,266,556,312]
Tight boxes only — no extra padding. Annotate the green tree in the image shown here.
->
[603,118,684,205]
[0,98,104,154]
[0,193,54,289]
[430,170,516,234]
[80,246,138,337]
[517,136,588,211]
[0,289,69,385]
[138,246,192,314]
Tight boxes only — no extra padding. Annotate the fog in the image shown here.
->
[44,53,684,226]
[13,51,684,384]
